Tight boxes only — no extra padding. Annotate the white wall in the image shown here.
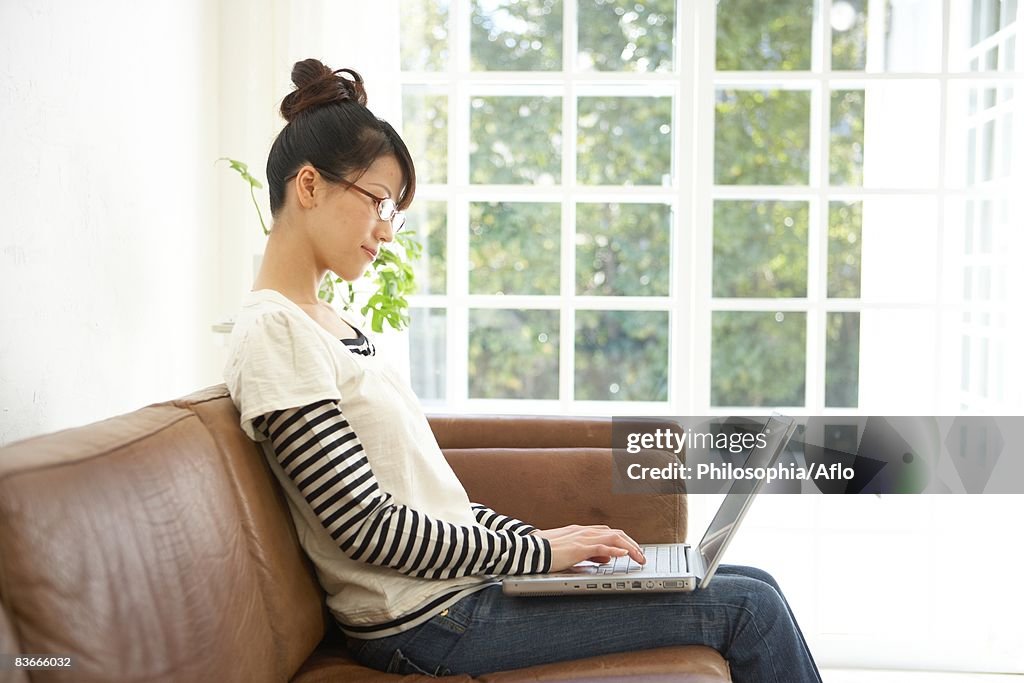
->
[0,0,221,445]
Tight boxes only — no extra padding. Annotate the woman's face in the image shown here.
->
[311,154,405,282]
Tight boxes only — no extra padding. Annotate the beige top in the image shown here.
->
[223,289,496,637]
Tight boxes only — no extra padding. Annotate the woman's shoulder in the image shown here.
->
[225,292,333,366]
[234,289,319,332]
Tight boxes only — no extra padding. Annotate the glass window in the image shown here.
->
[825,311,860,407]
[711,311,807,407]
[577,96,673,186]
[857,81,941,188]
[402,87,448,184]
[470,96,562,185]
[575,310,669,401]
[468,309,559,399]
[716,0,814,71]
[827,201,862,298]
[471,0,563,71]
[576,202,672,296]
[830,89,865,186]
[831,0,867,70]
[400,0,450,71]
[715,89,811,185]
[407,200,448,295]
[713,200,809,298]
[410,308,447,400]
[577,0,676,72]
[469,202,560,295]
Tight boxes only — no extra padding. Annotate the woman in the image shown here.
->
[224,58,822,681]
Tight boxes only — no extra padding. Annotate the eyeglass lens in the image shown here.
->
[377,198,405,232]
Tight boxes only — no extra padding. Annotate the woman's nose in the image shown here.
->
[373,218,394,243]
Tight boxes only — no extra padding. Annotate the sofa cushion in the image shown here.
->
[291,644,729,682]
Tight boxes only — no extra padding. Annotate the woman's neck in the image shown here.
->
[252,224,326,305]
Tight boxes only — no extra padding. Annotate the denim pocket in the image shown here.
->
[386,648,439,676]
[429,606,470,635]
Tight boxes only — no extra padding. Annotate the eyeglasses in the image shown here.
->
[337,179,406,233]
[284,168,407,233]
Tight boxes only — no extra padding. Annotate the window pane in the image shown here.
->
[826,312,860,407]
[407,200,447,295]
[400,0,450,71]
[402,87,447,184]
[575,310,669,401]
[831,0,867,70]
[576,202,671,296]
[471,0,562,71]
[410,308,446,400]
[980,118,995,182]
[577,0,675,72]
[857,309,935,411]
[577,96,672,185]
[830,90,865,186]
[858,197,937,304]
[715,89,811,185]
[713,200,808,298]
[1001,36,1017,72]
[469,202,560,295]
[469,309,559,399]
[470,96,561,184]
[834,0,941,72]
[946,84,1015,188]
[859,81,940,188]
[951,0,1002,71]
[711,311,806,407]
[828,200,862,298]
[716,0,813,71]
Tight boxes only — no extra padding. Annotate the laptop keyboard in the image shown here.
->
[593,545,681,575]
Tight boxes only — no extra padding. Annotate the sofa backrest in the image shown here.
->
[0,385,327,683]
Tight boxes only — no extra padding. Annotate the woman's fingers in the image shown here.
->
[534,525,647,570]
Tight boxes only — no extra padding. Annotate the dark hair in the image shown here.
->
[266,59,416,216]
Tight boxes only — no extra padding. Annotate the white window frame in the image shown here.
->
[402,0,1021,419]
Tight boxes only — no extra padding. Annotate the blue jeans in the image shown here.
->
[347,564,822,682]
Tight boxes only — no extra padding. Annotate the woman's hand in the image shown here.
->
[530,525,646,572]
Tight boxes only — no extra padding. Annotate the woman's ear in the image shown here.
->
[293,165,319,209]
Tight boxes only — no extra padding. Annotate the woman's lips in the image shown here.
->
[361,246,377,260]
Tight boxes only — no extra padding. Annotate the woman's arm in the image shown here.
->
[252,399,550,579]
[469,503,537,536]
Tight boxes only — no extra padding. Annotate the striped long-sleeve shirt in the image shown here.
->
[251,398,550,580]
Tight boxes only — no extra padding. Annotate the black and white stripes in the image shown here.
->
[251,399,551,581]
[340,330,375,357]
[471,503,537,537]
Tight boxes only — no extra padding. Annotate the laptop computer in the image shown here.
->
[502,414,797,596]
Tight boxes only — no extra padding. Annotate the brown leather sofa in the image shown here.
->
[0,385,731,682]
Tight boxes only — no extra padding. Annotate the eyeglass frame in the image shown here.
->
[284,167,406,233]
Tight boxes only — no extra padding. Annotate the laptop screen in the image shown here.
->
[697,415,794,566]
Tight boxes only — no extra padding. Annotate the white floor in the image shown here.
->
[822,669,1023,682]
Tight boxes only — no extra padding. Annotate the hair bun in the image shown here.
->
[280,59,367,122]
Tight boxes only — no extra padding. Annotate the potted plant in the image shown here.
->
[219,158,421,333]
